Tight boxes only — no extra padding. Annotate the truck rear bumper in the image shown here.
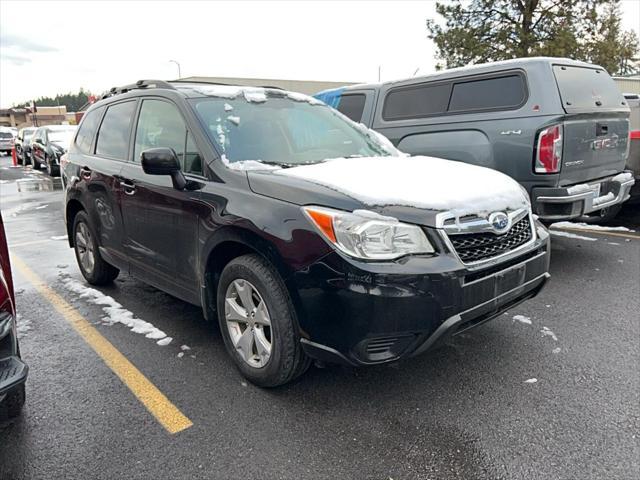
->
[532,171,635,221]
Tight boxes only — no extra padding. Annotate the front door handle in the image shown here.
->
[80,166,92,180]
[121,180,136,195]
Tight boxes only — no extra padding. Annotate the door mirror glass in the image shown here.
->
[141,147,180,175]
[141,147,187,190]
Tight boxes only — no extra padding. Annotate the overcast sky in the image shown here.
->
[1,0,639,107]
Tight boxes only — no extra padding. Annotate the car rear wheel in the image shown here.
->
[73,211,119,285]
[3,384,26,419]
[217,254,310,387]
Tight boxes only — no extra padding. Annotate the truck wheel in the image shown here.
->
[217,254,310,387]
[579,205,622,225]
[73,211,119,285]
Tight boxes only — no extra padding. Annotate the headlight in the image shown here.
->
[303,206,434,260]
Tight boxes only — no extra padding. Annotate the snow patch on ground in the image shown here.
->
[524,378,538,384]
[50,235,68,240]
[276,156,529,217]
[62,278,172,346]
[552,347,562,354]
[35,204,48,210]
[16,315,32,337]
[551,221,634,232]
[607,242,620,246]
[540,326,558,341]
[180,345,191,351]
[512,315,532,325]
[551,230,597,241]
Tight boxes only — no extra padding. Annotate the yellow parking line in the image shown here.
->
[11,255,193,434]
[550,227,640,241]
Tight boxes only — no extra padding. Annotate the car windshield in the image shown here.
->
[0,132,12,139]
[48,128,76,145]
[190,91,392,167]
[23,130,35,138]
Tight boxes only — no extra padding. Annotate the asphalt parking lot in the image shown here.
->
[0,153,638,480]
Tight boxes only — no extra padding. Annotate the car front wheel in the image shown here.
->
[73,211,119,285]
[217,254,310,387]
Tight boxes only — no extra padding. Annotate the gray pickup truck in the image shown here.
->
[315,57,635,222]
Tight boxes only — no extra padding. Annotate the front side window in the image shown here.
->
[96,101,136,159]
[134,100,186,164]
[337,94,366,122]
[191,92,390,167]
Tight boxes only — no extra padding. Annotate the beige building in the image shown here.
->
[614,76,640,94]
[178,76,356,95]
[0,105,68,128]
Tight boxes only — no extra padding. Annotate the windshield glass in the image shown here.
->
[48,128,76,146]
[23,130,35,138]
[190,92,392,167]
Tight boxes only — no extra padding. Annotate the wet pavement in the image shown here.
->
[0,153,638,480]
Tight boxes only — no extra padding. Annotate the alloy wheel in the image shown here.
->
[224,279,272,368]
[75,222,95,275]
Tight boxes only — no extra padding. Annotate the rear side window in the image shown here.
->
[75,106,104,154]
[337,94,366,122]
[449,75,526,112]
[382,83,451,120]
[553,65,624,110]
[96,101,136,159]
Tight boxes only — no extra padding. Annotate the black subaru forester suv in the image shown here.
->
[63,80,550,387]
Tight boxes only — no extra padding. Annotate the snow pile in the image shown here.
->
[550,230,597,241]
[550,221,634,232]
[63,278,172,346]
[524,378,538,384]
[221,155,279,171]
[227,115,240,126]
[611,171,634,183]
[540,326,558,342]
[286,91,324,105]
[512,315,532,325]
[243,90,267,103]
[276,156,529,217]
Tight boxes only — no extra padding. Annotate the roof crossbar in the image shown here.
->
[99,79,176,100]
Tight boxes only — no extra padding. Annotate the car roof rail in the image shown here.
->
[99,79,176,100]
[170,79,234,87]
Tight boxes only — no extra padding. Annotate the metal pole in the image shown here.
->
[169,60,181,79]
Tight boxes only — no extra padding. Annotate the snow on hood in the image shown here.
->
[275,156,529,217]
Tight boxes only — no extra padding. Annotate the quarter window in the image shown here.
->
[96,101,136,159]
[75,106,104,154]
[337,94,366,122]
[448,75,526,112]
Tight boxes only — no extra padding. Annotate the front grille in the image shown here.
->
[449,217,532,263]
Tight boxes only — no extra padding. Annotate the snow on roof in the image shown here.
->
[275,155,529,217]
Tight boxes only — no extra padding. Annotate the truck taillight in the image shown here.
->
[535,124,563,174]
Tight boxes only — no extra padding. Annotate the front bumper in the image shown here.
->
[532,171,635,220]
[292,224,550,366]
[0,312,27,399]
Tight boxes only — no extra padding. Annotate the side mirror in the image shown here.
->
[141,147,187,190]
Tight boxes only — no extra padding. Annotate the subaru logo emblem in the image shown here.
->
[488,212,510,234]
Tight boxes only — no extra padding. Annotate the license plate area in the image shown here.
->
[494,263,526,297]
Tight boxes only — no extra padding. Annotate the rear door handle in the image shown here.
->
[80,167,92,180]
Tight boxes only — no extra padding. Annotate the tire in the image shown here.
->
[45,157,59,177]
[578,205,622,225]
[73,210,119,285]
[217,254,310,387]
[3,384,26,419]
